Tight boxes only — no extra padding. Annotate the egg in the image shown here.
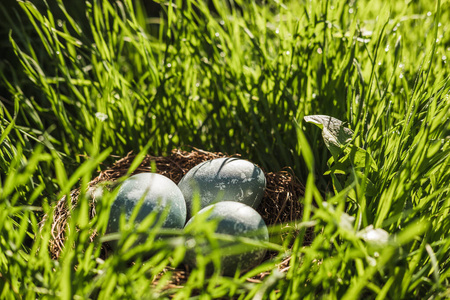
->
[184,201,268,275]
[106,173,186,246]
[178,157,266,217]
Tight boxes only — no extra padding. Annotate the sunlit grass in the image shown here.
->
[1,0,450,298]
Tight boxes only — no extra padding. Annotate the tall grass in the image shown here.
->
[1,0,449,298]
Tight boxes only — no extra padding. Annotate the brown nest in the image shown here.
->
[46,148,310,286]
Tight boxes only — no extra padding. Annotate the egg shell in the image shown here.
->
[106,173,186,245]
[178,157,266,217]
[184,201,268,276]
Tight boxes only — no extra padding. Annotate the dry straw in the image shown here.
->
[45,148,308,284]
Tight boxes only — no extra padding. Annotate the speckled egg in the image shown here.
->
[184,201,269,275]
[177,157,266,217]
[106,173,186,245]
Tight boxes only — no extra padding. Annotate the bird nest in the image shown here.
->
[45,148,311,285]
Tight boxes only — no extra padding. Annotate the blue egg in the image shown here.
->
[178,157,266,217]
[184,201,268,275]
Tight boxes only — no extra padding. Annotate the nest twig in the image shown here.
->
[43,148,310,286]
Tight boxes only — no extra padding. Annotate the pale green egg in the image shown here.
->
[106,173,186,246]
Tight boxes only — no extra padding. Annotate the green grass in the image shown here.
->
[1,0,450,298]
